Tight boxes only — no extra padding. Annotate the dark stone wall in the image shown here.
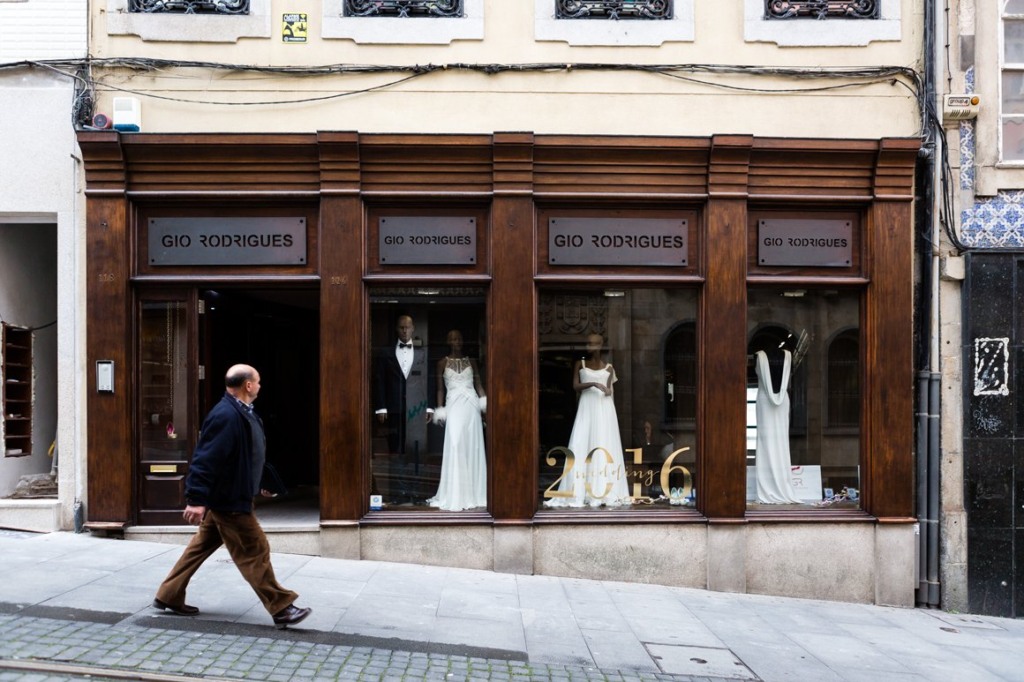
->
[964,253,1023,616]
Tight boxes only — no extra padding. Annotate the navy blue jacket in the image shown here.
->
[184,394,261,513]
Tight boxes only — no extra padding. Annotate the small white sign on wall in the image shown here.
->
[973,337,1010,396]
[747,465,822,503]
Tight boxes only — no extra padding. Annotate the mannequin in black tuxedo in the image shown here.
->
[373,315,432,503]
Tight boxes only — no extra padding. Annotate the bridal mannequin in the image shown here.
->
[427,330,487,511]
[754,347,801,504]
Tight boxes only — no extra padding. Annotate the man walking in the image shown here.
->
[153,364,311,629]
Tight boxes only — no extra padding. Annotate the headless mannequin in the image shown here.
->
[764,346,786,394]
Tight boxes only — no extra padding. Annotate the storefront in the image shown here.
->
[78,131,919,604]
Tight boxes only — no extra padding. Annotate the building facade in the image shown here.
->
[945,0,1024,618]
[0,0,87,531]
[63,0,925,604]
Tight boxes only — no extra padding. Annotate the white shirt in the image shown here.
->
[396,341,413,379]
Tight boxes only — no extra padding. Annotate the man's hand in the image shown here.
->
[260,489,277,498]
[377,413,387,424]
[182,504,206,526]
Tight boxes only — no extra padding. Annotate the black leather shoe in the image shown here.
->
[272,604,312,629]
[152,598,199,616]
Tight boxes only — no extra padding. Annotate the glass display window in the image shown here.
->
[746,288,861,510]
[538,288,698,512]
[369,287,487,512]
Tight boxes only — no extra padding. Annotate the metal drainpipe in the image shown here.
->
[916,371,931,605]
[914,0,943,609]
[927,371,941,606]
[919,0,945,608]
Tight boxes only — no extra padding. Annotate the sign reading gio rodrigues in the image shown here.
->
[379,217,476,265]
[149,217,306,266]
[758,219,852,267]
[549,217,688,266]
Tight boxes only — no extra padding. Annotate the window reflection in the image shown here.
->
[538,289,698,511]
[746,289,860,509]
[140,301,189,463]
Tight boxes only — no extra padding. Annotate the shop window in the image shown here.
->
[746,289,860,509]
[826,328,860,429]
[1002,1,1024,161]
[539,288,698,511]
[2,323,32,457]
[369,287,487,512]
[663,320,696,430]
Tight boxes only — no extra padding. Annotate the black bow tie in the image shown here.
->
[399,342,412,349]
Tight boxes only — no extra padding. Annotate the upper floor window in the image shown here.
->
[1002,1,1024,161]
[556,0,671,20]
[343,0,463,17]
[129,0,250,13]
[764,0,879,21]
[745,0,897,46]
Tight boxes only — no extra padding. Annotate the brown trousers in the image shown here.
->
[155,510,298,616]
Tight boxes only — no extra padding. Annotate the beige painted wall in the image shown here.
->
[89,0,923,138]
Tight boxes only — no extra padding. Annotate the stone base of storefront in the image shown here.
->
[123,522,916,606]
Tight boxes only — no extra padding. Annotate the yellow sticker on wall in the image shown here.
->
[283,13,308,42]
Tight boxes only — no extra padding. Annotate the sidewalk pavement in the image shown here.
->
[0,529,1021,681]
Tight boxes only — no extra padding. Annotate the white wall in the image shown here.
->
[0,0,87,529]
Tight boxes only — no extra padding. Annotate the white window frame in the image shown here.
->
[105,0,271,42]
[743,0,900,47]
[999,3,1024,165]
[535,0,694,46]
[322,0,483,44]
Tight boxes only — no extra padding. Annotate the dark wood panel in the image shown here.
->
[489,195,537,520]
[87,198,133,524]
[320,195,365,520]
[77,132,126,192]
[863,199,914,519]
[534,136,710,196]
[701,136,752,519]
[701,199,748,519]
[359,136,493,194]
[121,134,320,194]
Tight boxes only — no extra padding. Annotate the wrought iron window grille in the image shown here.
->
[764,0,879,20]
[555,0,672,20]
[129,0,249,13]
[343,0,463,18]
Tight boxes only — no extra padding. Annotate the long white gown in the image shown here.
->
[754,350,801,504]
[427,359,487,511]
[545,364,630,508]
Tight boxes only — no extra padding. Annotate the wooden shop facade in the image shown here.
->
[77,131,919,604]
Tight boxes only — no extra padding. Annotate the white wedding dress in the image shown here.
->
[545,364,630,508]
[754,350,801,504]
[427,359,487,511]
